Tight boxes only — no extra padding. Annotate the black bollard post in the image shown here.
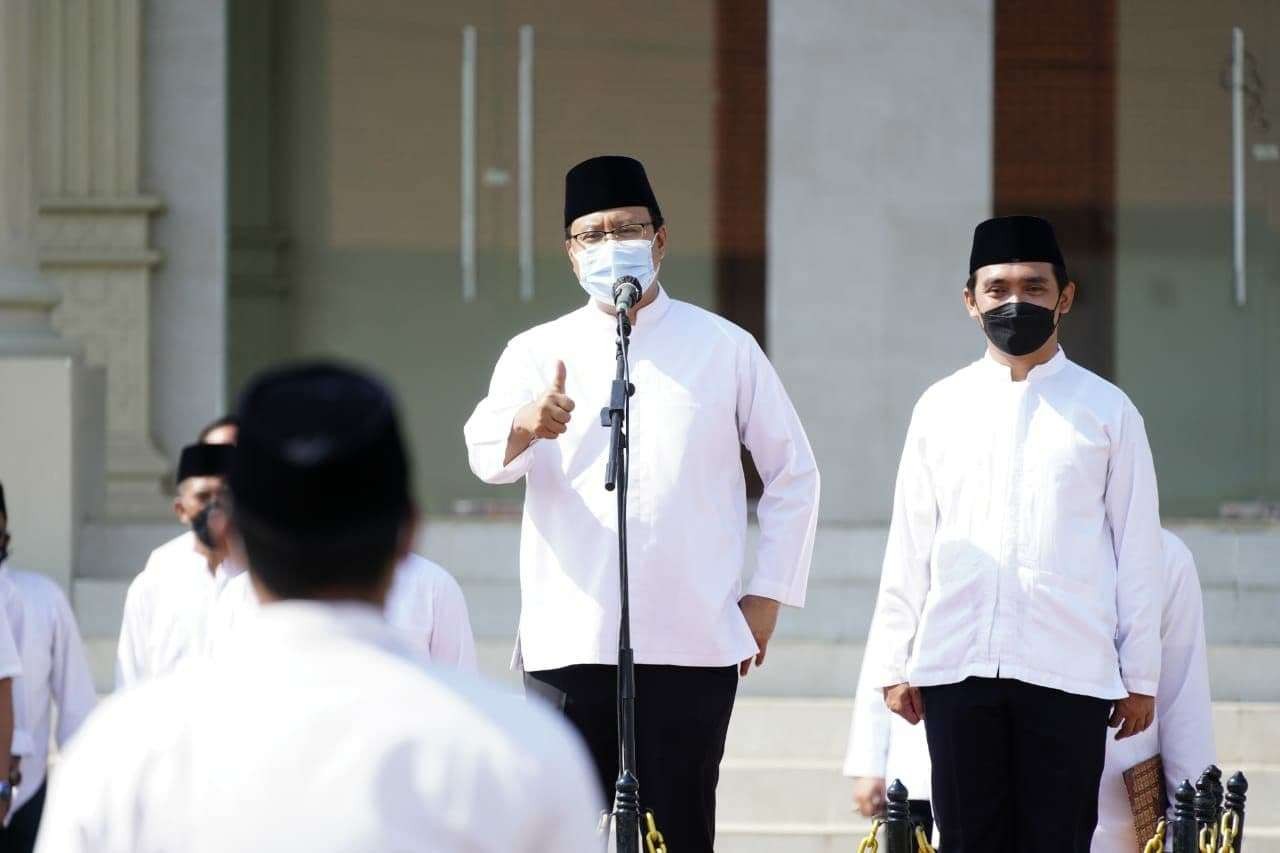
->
[1223,771,1249,853]
[883,779,915,853]
[1208,765,1226,823]
[1170,780,1199,853]
[1196,768,1220,851]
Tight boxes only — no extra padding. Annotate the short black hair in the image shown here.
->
[197,415,238,442]
[967,263,1070,292]
[235,506,403,600]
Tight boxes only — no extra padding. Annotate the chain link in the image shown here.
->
[914,823,937,853]
[857,818,884,853]
[1217,809,1240,853]
[1142,819,1167,853]
[1199,823,1219,853]
[643,811,668,853]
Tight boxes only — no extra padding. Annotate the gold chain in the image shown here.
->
[1200,823,1219,853]
[643,811,668,853]
[1217,809,1240,853]
[914,823,937,853]
[1142,819,1167,853]
[857,818,884,853]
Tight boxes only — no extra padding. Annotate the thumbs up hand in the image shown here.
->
[514,360,576,440]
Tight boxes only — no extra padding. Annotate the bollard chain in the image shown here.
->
[857,818,885,853]
[913,823,937,853]
[1199,823,1218,853]
[1143,819,1167,853]
[1216,809,1239,853]
[643,811,667,853]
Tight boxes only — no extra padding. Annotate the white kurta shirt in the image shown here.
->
[208,554,478,670]
[464,287,820,671]
[115,532,245,689]
[863,348,1163,700]
[0,562,96,812]
[35,601,602,853]
[1093,530,1214,853]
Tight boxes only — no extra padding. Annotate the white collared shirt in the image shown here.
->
[864,348,1163,700]
[463,287,821,671]
[0,562,96,811]
[1093,530,1215,853]
[36,601,602,853]
[207,554,478,670]
[115,532,245,689]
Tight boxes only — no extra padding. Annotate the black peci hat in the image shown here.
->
[176,443,235,484]
[969,215,1066,275]
[564,155,662,229]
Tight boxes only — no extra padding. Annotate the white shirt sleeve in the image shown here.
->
[0,596,21,682]
[737,336,820,606]
[427,572,478,672]
[463,342,544,485]
[843,664,891,779]
[1107,402,1164,696]
[1155,533,1215,798]
[863,401,937,689]
[49,585,99,743]
[115,576,150,690]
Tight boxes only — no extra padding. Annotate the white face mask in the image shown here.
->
[573,238,659,306]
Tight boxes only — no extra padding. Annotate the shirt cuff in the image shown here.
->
[744,576,804,608]
[1121,675,1158,696]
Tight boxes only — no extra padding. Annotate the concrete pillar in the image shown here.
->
[768,0,994,523]
[0,0,81,591]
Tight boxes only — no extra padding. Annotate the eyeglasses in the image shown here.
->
[569,222,654,248]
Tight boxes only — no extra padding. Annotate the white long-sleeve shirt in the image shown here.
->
[115,532,245,689]
[1093,530,1214,853]
[0,562,96,812]
[463,287,820,671]
[863,348,1163,700]
[35,601,602,853]
[208,554,478,670]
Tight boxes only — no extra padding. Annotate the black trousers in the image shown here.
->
[921,678,1110,853]
[0,782,46,853]
[524,663,738,853]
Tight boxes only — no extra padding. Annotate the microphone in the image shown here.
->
[613,276,641,314]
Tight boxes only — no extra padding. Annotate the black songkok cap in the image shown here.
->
[229,362,410,536]
[564,155,662,229]
[176,443,234,484]
[969,215,1066,275]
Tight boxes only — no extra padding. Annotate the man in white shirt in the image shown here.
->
[35,362,602,853]
[863,216,1164,852]
[464,155,820,851]
[849,528,1213,853]
[115,442,240,688]
[0,483,97,853]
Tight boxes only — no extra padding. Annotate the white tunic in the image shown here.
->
[0,562,96,812]
[35,601,603,853]
[1093,530,1214,853]
[115,531,245,688]
[208,554,478,670]
[842,667,932,800]
[863,348,1163,700]
[464,287,820,671]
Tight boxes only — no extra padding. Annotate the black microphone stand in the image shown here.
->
[601,299,641,853]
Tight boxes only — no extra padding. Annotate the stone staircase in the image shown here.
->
[72,518,1280,849]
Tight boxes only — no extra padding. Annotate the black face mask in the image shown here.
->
[980,299,1060,357]
[190,505,218,550]
[0,534,8,566]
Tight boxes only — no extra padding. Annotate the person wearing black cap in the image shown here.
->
[0,482,96,853]
[35,363,601,853]
[861,216,1164,852]
[465,155,820,851]
[114,441,240,688]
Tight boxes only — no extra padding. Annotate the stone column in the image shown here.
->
[0,0,81,590]
[35,0,168,518]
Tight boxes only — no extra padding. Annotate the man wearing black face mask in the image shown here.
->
[862,216,1164,853]
[115,443,240,688]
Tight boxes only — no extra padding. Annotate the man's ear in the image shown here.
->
[1058,280,1077,316]
[653,225,668,261]
[963,286,981,319]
